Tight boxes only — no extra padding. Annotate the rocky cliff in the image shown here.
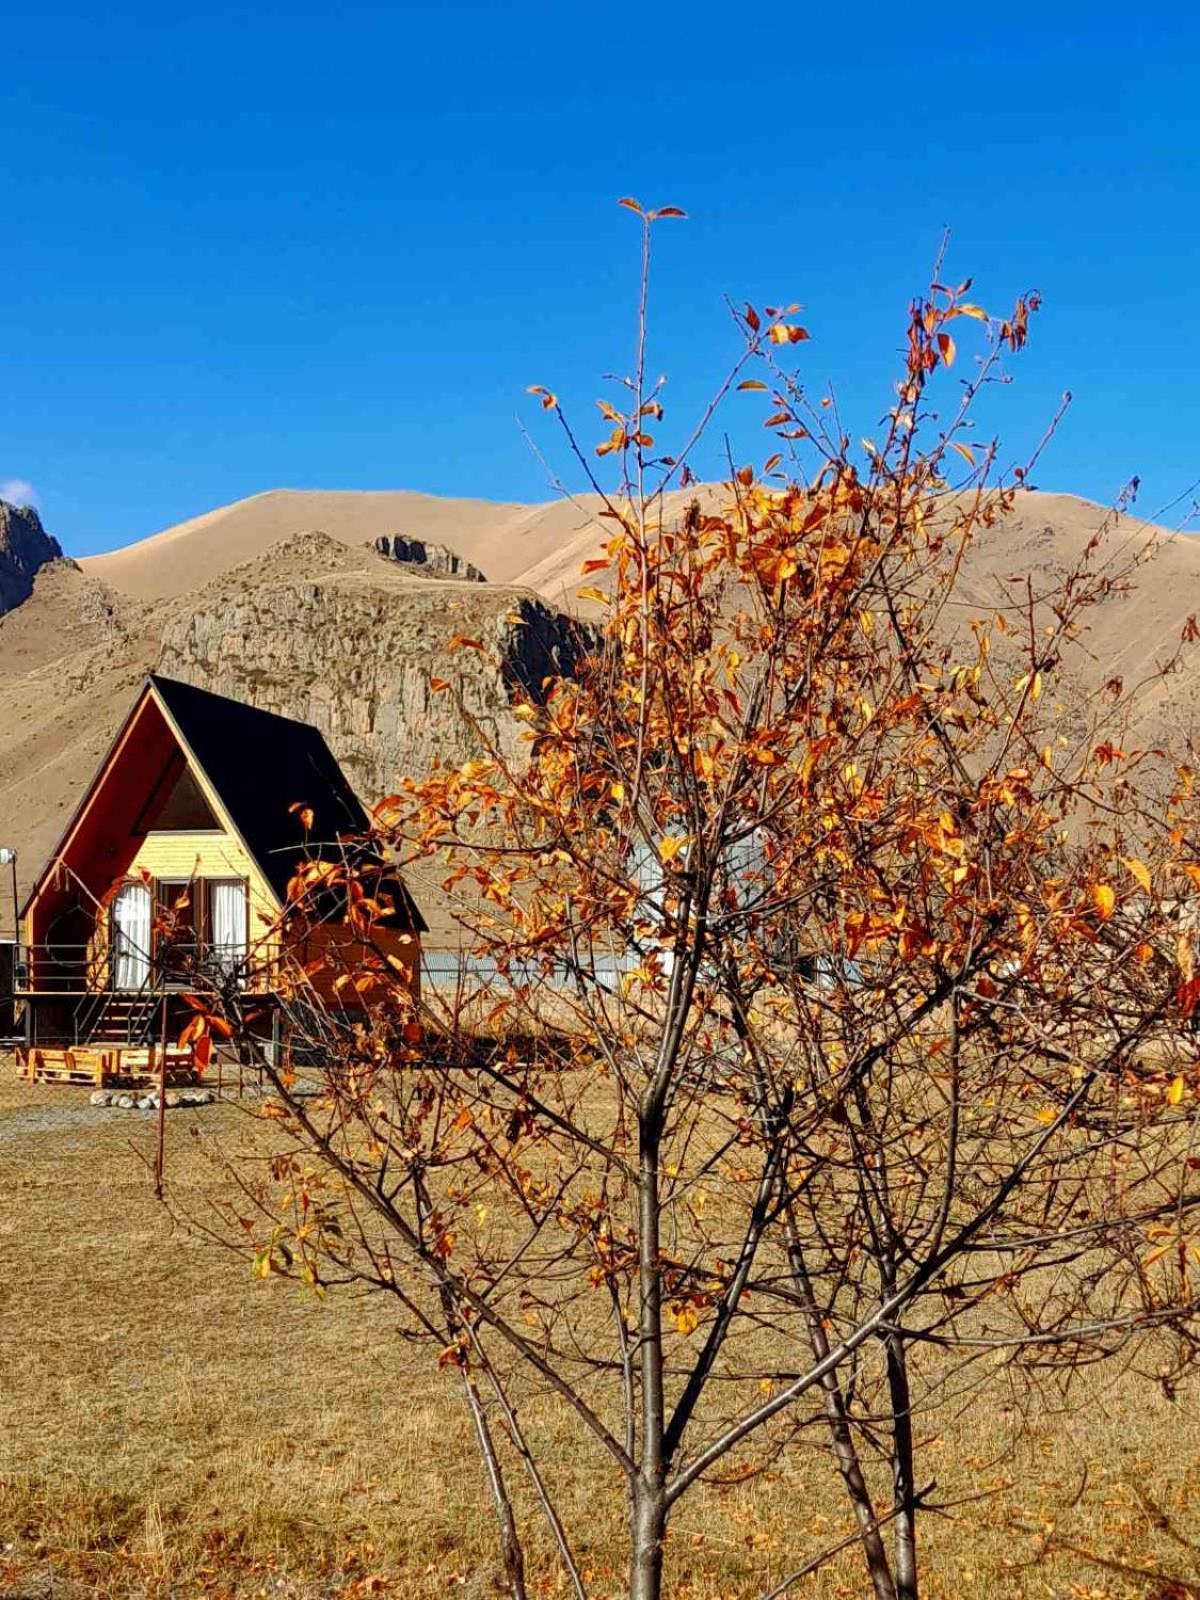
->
[374,535,488,583]
[0,501,67,614]
[155,529,587,807]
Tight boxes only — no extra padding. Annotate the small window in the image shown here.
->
[144,767,221,832]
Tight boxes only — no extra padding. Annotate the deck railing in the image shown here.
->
[15,940,252,995]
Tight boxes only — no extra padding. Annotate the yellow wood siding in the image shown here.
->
[130,830,255,882]
[88,828,283,991]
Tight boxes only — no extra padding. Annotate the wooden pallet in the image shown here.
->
[20,1045,199,1088]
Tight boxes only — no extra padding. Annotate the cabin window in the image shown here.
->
[209,879,248,977]
[112,881,152,990]
[137,763,221,833]
[152,877,249,984]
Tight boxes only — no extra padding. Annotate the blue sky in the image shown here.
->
[3,2,1199,558]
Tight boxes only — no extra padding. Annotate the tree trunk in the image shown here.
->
[884,1328,919,1600]
[633,1105,667,1600]
[787,1223,897,1600]
[631,1482,667,1600]
[463,1368,528,1600]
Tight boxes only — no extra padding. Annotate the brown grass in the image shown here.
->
[2,1058,1199,1599]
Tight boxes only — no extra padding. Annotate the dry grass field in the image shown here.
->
[2,1055,1199,1600]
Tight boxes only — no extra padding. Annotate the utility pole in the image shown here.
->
[155,990,169,1202]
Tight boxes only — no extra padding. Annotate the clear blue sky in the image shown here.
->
[3,2,1198,558]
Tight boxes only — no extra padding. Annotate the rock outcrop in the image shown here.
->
[156,530,586,804]
[374,535,487,583]
[0,501,67,615]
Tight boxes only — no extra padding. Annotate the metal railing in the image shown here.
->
[13,941,98,994]
[14,940,249,993]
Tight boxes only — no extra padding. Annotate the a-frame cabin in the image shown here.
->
[17,674,424,1084]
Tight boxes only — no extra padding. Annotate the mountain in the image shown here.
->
[3,485,1200,946]
[0,501,66,615]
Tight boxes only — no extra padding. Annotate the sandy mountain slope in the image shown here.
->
[944,492,1200,754]
[81,486,718,609]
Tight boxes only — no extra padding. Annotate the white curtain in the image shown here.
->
[112,883,151,989]
[210,880,247,978]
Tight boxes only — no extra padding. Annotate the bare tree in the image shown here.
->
[193,206,1200,1600]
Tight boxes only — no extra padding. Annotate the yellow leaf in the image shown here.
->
[1034,1107,1058,1125]
[1122,857,1152,892]
[768,322,810,345]
[658,834,691,864]
[1092,884,1116,921]
[576,586,610,605]
[673,1305,699,1335]
[951,441,976,466]
[1167,1075,1186,1106]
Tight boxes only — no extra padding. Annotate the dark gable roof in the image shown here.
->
[150,675,426,931]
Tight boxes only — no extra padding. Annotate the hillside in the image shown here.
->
[80,485,713,610]
[4,484,1200,947]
